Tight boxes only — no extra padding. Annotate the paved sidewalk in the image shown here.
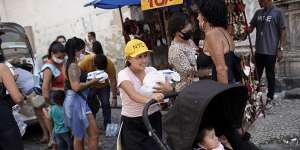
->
[24,98,300,150]
[249,98,300,149]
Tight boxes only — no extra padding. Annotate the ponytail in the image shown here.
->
[64,37,85,78]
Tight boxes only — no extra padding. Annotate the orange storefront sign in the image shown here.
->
[141,0,183,11]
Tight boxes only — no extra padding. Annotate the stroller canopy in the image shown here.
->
[164,80,248,150]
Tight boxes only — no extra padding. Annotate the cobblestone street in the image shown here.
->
[249,97,300,150]
[24,96,300,150]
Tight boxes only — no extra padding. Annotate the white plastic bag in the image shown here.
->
[87,70,108,83]
[12,105,27,136]
[139,71,166,97]
[158,69,180,82]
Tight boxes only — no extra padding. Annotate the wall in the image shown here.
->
[274,0,300,79]
[1,0,130,69]
[0,0,8,21]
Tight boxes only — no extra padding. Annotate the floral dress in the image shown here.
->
[168,39,198,91]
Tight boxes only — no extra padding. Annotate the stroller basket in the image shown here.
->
[143,80,260,150]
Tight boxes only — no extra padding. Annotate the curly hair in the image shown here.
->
[198,0,228,29]
[168,12,190,39]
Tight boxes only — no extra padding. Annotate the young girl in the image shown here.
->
[48,90,72,150]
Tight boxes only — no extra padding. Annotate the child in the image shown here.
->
[48,90,72,150]
[194,127,225,150]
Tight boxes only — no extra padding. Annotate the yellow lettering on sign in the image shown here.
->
[141,0,183,11]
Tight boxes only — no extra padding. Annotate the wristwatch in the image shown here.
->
[279,47,284,51]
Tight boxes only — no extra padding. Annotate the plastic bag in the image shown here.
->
[87,70,108,83]
[158,69,180,82]
[12,105,27,136]
[139,71,166,97]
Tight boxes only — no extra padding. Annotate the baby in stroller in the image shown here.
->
[194,127,232,150]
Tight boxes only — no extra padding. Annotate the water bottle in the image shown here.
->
[105,124,112,137]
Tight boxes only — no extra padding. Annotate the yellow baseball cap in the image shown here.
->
[125,39,152,58]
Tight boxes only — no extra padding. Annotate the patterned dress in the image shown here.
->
[168,39,198,91]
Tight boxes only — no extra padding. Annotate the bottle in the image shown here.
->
[105,124,112,137]
[111,124,118,136]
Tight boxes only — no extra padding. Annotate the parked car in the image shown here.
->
[0,22,38,125]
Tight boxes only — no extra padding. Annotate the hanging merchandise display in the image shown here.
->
[226,0,248,41]
[226,0,267,131]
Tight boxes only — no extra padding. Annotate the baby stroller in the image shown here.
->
[143,80,260,150]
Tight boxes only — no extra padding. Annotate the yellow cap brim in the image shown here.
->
[129,49,152,58]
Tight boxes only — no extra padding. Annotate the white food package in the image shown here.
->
[138,70,180,97]
[87,70,108,83]
[158,69,180,82]
[139,71,166,97]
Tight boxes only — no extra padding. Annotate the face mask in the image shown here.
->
[179,31,192,40]
[80,54,85,60]
[77,53,85,61]
[52,55,64,64]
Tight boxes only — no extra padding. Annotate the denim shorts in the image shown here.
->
[63,90,91,140]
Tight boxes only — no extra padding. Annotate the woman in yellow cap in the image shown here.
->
[117,39,165,150]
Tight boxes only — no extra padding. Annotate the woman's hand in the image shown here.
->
[150,93,164,102]
[89,77,101,84]
[153,82,173,93]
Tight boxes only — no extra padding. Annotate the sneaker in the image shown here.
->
[265,103,273,110]
[265,98,273,110]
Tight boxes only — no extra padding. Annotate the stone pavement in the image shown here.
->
[24,97,300,150]
[249,97,300,150]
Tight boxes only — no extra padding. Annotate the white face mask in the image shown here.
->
[76,53,85,61]
[80,53,85,60]
[52,55,64,64]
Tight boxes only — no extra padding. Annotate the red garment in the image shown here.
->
[45,61,64,89]
[52,71,64,88]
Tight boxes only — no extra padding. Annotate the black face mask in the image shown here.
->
[179,31,192,40]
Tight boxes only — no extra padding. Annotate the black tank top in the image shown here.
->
[0,82,16,131]
[65,68,87,90]
[197,30,240,84]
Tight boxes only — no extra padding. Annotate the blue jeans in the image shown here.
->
[88,86,111,129]
[55,132,72,150]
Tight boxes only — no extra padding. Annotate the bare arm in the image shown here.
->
[0,64,23,104]
[119,81,149,104]
[279,29,286,49]
[68,63,98,92]
[119,81,163,104]
[206,33,228,84]
[108,61,118,98]
[42,69,52,103]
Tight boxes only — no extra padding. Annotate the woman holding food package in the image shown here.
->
[63,37,100,150]
[117,39,168,150]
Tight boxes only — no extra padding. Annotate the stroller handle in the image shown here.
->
[143,92,178,150]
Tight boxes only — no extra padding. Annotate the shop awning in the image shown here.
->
[84,0,140,9]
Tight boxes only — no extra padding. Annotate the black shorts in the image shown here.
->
[121,111,162,150]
